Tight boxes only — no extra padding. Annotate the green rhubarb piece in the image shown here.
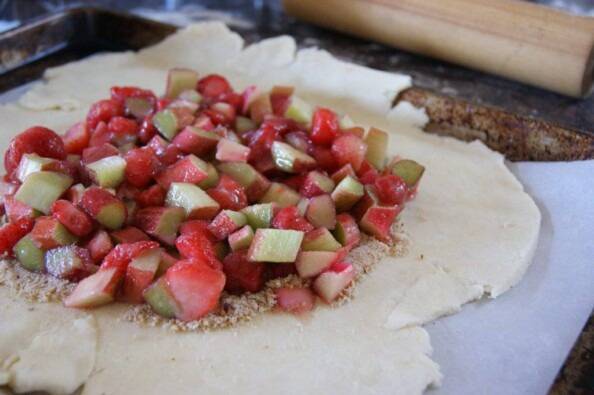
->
[339,114,356,129]
[143,277,180,319]
[235,116,256,134]
[218,162,264,189]
[153,109,179,141]
[305,171,335,194]
[125,97,154,119]
[241,204,274,229]
[248,229,304,263]
[284,95,313,125]
[224,210,247,228]
[306,194,336,230]
[259,182,300,208]
[86,155,127,188]
[270,141,316,173]
[197,163,219,189]
[130,248,161,272]
[364,127,388,170]
[47,221,78,247]
[15,171,73,214]
[301,228,342,252]
[166,183,220,219]
[297,198,309,217]
[96,201,127,230]
[391,159,425,187]
[228,225,254,251]
[166,68,199,99]
[178,89,202,103]
[331,176,364,212]
[14,235,45,272]
[15,154,55,183]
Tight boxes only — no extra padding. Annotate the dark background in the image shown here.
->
[1,0,593,134]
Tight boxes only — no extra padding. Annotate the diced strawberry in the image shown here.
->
[134,206,184,245]
[29,217,72,249]
[4,126,67,179]
[88,121,112,147]
[358,161,379,185]
[111,226,150,244]
[193,115,215,131]
[219,91,244,112]
[246,123,279,160]
[311,108,338,146]
[51,199,93,237]
[63,122,91,155]
[165,260,226,321]
[0,217,33,256]
[334,213,361,246]
[4,195,37,223]
[43,160,79,181]
[155,155,208,189]
[100,240,159,274]
[175,231,222,271]
[209,102,236,126]
[197,74,232,98]
[171,127,219,157]
[85,230,113,263]
[284,174,306,191]
[251,154,277,176]
[179,220,216,240]
[374,174,408,206]
[86,99,123,131]
[207,175,248,211]
[275,287,315,314]
[270,86,293,116]
[108,116,138,145]
[135,184,166,208]
[124,147,160,188]
[331,134,367,172]
[222,251,265,294]
[207,211,241,241]
[266,262,298,280]
[116,182,140,201]
[311,146,339,173]
[240,85,258,115]
[138,117,157,144]
[272,206,314,232]
[159,143,184,166]
[110,86,156,105]
[82,143,119,164]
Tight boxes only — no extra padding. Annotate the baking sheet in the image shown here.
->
[1,83,593,394]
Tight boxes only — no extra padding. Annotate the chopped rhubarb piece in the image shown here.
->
[171,126,220,156]
[124,147,161,188]
[197,74,231,98]
[86,99,123,131]
[228,225,255,251]
[14,171,73,214]
[15,153,56,183]
[215,138,250,163]
[209,102,236,126]
[88,121,112,146]
[241,203,275,229]
[30,216,78,249]
[311,107,339,145]
[217,162,271,202]
[333,213,361,246]
[122,247,161,303]
[359,206,401,242]
[259,182,300,208]
[269,85,293,115]
[80,187,126,230]
[296,198,309,216]
[313,262,356,303]
[364,127,388,169]
[51,199,93,237]
[125,97,154,120]
[302,228,342,252]
[153,109,182,141]
[100,240,160,275]
[157,250,179,277]
[270,141,316,173]
[85,230,113,264]
[165,260,226,321]
[197,162,219,190]
[4,126,67,180]
[235,116,256,134]
[86,155,127,188]
[206,174,248,211]
[135,184,166,208]
[390,159,425,187]
[331,175,364,212]
[306,194,336,230]
[284,95,313,125]
[331,133,367,171]
[0,218,34,256]
[358,160,379,185]
[351,186,380,221]
[155,155,209,189]
[285,131,312,153]
[178,89,201,103]
[249,93,273,124]
[272,206,314,232]
[207,210,246,240]
[135,206,185,245]
[0,181,18,204]
[108,116,138,146]
[111,226,150,244]
[301,170,335,198]
[275,287,315,314]
[45,245,95,280]
[179,220,215,239]
[248,229,304,263]
[165,68,199,99]
[63,122,90,155]
[175,231,221,270]
[64,267,121,308]
[5,195,39,223]
[143,277,181,318]
[82,143,119,164]
[166,182,220,220]
[374,174,408,206]
[223,250,265,294]
[295,250,339,278]
[14,235,45,272]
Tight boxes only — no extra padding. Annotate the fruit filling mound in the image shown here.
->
[0,69,424,323]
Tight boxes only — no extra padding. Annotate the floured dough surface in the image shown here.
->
[0,23,540,394]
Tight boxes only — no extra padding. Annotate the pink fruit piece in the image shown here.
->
[305,194,336,230]
[51,199,93,237]
[79,187,127,230]
[100,240,160,276]
[64,267,122,308]
[110,226,150,244]
[359,206,402,242]
[82,143,119,164]
[4,195,38,223]
[313,262,356,303]
[122,247,161,304]
[134,206,185,245]
[275,287,315,314]
[215,138,250,163]
[331,134,367,171]
[85,230,113,264]
[175,231,222,271]
[300,170,335,198]
[295,250,338,279]
[207,174,248,211]
[124,147,161,188]
[45,245,96,281]
[207,210,246,241]
[171,126,220,157]
[333,213,361,246]
[222,250,265,294]
[155,155,209,189]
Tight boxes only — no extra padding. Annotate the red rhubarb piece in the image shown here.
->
[311,108,338,146]
[135,184,166,208]
[275,287,315,314]
[111,226,150,244]
[100,240,160,274]
[272,206,314,232]
[222,251,265,294]
[82,143,119,164]
[51,199,93,237]
[0,218,33,256]
[4,195,37,223]
[331,134,367,171]
[85,230,113,263]
[155,155,208,189]
[175,231,222,271]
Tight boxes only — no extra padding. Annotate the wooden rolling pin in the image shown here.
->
[283,0,594,97]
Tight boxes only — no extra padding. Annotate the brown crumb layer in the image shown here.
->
[0,223,408,332]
